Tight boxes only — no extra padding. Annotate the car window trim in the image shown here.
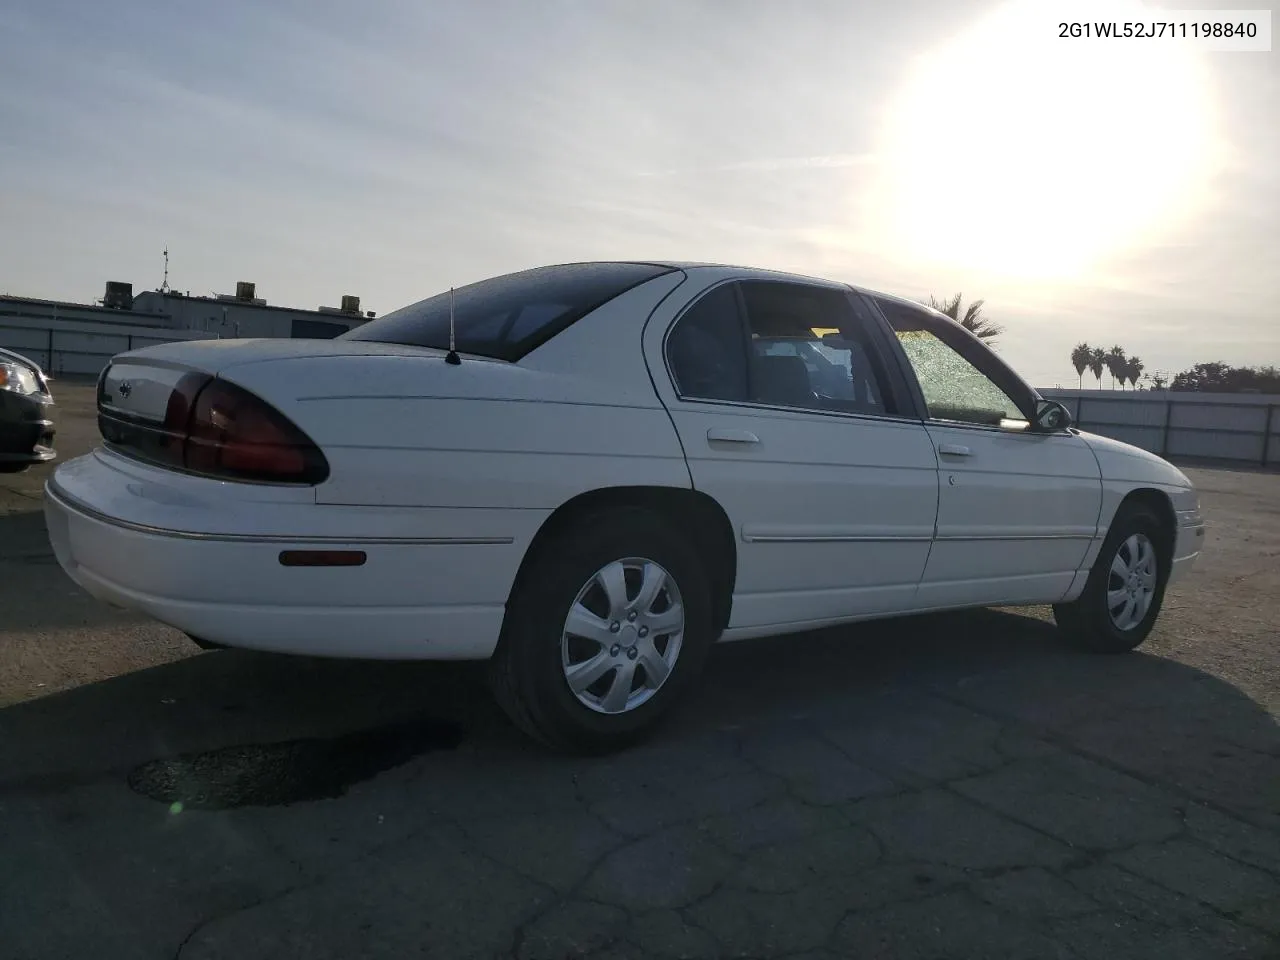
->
[730,282,757,403]
[670,394,931,427]
[839,289,922,421]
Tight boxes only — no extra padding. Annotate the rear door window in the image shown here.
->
[739,281,897,416]
[666,283,751,402]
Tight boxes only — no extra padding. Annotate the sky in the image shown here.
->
[1,0,1276,387]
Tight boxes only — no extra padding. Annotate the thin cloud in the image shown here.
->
[636,154,879,178]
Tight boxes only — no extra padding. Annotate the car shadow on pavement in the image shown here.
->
[3,606,1278,960]
[1,607,1275,830]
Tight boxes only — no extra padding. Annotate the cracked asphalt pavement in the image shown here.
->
[1,384,1277,959]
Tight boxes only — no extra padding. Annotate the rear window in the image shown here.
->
[341,262,675,361]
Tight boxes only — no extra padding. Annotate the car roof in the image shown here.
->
[636,260,853,289]
[631,261,939,310]
[855,286,950,320]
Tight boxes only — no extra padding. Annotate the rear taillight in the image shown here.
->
[103,373,328,485]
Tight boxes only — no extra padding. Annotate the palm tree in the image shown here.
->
[1070,343,1092,389]
[1125,356,1144,390]
[1106,345,1127,389]
[929,294,1004,343]
[1088,347,1106,389]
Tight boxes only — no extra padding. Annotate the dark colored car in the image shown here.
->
[0,347,56,474]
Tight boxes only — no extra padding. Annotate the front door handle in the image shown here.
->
[938,443,972,457]
[707,428,760,444]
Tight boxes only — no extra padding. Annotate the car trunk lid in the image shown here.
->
[110,337,458,376]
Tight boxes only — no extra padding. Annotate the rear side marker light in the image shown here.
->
[278,550,367,567]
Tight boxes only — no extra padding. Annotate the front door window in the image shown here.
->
[895,328,1024,427]
[876,299,1029,428]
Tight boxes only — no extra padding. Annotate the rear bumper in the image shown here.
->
[44,453,541,660]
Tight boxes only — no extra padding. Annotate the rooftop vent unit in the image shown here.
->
[318,295,365,316]
[103,281,133,310]
[215,280,265,305]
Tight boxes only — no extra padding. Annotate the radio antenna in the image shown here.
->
[445,286,461,365]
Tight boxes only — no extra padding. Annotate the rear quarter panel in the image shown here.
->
[218,273,693,511]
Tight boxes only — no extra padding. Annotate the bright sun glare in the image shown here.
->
[872,0,1218,280]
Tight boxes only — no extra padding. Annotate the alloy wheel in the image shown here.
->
[559,557,685,714]
[1107,532,1157,631]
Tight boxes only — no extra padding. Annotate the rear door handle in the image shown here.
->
[938,443,972,457]
[707,428,760,444]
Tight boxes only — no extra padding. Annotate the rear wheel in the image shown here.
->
[1054,502,1169,653]
[489,509,714,753]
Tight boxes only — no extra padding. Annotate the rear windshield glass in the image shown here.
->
[341,262,675,361]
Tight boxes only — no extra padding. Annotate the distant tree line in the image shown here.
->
[1169,362,1280,393]
[1069,346,1279,394]
[1071,343,1146,390]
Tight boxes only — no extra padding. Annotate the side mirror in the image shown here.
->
[1034,399,1073,432]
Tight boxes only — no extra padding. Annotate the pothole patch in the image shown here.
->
[127,714,463,809]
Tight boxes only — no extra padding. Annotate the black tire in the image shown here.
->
[1053,502,1170,654]
[488,508,715,754]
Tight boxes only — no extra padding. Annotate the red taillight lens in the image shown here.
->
[163,373,206,430]
[97,372,330,484]
[162,372,211,453]
[181,379,328,484]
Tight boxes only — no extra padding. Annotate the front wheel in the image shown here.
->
[1054,503,1170,654]
[488,509,715,753]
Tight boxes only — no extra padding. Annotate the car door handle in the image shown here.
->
[707,428,760,444]
[938,443,972,457]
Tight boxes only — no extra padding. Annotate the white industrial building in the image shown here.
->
[0,280,373,377]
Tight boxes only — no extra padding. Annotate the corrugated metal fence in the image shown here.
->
[1042,389,1279,467]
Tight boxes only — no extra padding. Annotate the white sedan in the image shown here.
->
[45,262,1205,751]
